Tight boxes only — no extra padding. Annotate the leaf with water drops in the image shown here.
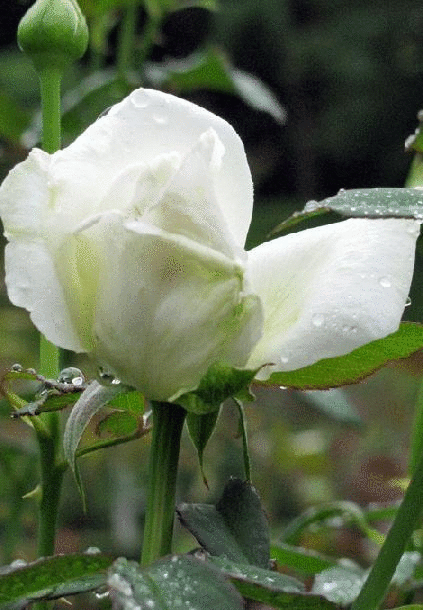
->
[270,187,423,237]
[312,566,366,607]
[177,478,270,568]
[108,555,243,610]
[0,551,112,609]
[259,322,423,390]
[270,543,337,576]
[208,556,337,609]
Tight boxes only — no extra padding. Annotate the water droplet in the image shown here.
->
[338,188,346,194]
[85,546,101,554]
[152,113,168,125]
[312,313,325,327]
[98,367,120,385]
[279,385,287,390]
[11,363,23,372]
[280,355,289,364]
[58,367,85,385]
[405,296,412,307]
[26,368,36,375]
[379,276,391,288]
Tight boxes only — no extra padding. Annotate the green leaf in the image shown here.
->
[186,408,221,486]
[108,555,243,610]
[270,187,423,237]
[270,543,337,575]
[109,390,145,415]
[146,47,285,121]
[260,322,423,390]
[63,380,129,501]
[208,556,337,610]
[312,566,365,607]
[177,478,270,568]
[0,552,112,608]
[96,411,139,437]
[177,363,257,414]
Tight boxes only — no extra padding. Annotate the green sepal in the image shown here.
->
[176,363,258,414]
[186,409,221,487]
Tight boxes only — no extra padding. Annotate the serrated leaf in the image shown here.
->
[260,322,423,391]
[177,363,257,414]
[270,187,423,237]
[177,478,270,568]
[209,556,337,610]
[312,566,365,607]
[0,552,112,608]
[270,543,337,575]
[186,409,220,486]
[108,555,243,610]
[63,380,129,500]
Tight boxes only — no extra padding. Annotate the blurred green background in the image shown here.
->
[1,0,423,592]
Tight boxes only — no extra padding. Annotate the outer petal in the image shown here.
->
[40,88,252,245]
[246,218,419,377]
[84,213,261,401]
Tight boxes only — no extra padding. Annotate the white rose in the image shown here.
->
[0,89,418,400]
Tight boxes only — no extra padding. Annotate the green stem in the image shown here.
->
[35,67,64,570]
[351,445,423,610]
[117,2,138,79]
[39,68,62,153]
[141,402,186,566]
[409,380,423,473]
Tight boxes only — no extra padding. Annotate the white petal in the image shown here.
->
[0,148,50,237]
[246,218,419,376]
[143,128,241,259]
[85,213,261,401]
[5,240,85,352]
[47,88,253,245]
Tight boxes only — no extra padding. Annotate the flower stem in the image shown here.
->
[408,380,423,473]
[350,445,423,610]
[39,68,62,153]
[36,66,63,561]
[117,2,137,79]
[141,402,186,566]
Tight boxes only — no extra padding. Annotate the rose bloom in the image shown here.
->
[0,89,418,401]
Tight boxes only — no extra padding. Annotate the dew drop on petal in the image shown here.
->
[152,113,168,125]
[312,313,325,327]
[379,277,391,288]
[280,355,289,364]
[405,296,412,307]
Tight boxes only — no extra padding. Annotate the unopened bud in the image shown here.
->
[17,0,89,73]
